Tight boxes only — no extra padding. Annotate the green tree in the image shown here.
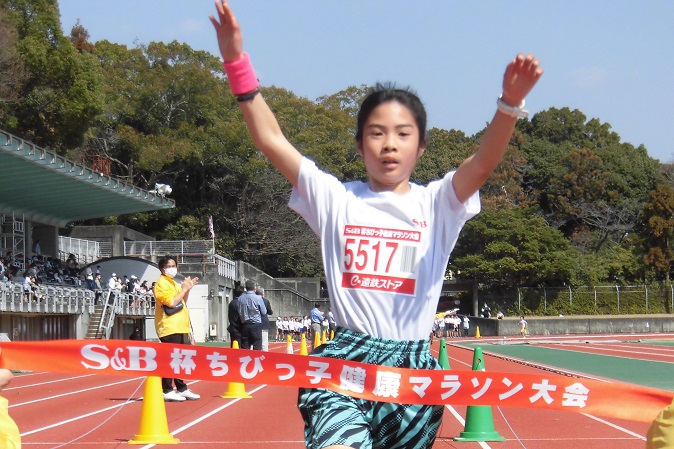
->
[0,5,27,121]
[450,208,575,287]
[640,183,674,282]
[413,128,473,186]
[1,0,103,151]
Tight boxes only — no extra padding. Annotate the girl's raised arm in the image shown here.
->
[210,0,302,187]
[453,53,543,203]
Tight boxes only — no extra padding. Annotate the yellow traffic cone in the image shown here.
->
[321,330,327,344]
[128,376,179,444]
[300,334,308,355]
[330,329,334,340]
[285,334,294,354]
[313,330,321,349]
[221,340,252,399]
[475,326,481,339]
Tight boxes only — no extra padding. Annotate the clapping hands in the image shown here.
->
[181,276,199,291]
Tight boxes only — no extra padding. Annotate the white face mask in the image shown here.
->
[164,267,178,278]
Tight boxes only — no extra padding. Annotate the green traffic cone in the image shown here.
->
[438,339,450,369]
[471,346,485,371]
[454,347,506,442]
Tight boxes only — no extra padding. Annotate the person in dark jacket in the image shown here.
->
[227,285,244,347]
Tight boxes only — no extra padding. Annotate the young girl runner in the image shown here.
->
[210,2,543,447]
[519,315,529,338]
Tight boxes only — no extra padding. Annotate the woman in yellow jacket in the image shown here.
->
[154,255,200,402]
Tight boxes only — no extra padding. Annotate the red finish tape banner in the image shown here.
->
[0,340,671,422]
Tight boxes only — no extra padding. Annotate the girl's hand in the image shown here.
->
[501,53,543,107]
[209,0,244,62]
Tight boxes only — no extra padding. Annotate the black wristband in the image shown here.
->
[237,89,261,103]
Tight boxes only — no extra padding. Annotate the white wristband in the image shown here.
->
[497,95,529,119]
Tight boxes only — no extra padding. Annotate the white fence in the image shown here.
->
[59,236,100,265]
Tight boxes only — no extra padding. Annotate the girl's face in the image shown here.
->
[356,101,425,194]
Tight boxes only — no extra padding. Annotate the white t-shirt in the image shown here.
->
[289,157,479,340]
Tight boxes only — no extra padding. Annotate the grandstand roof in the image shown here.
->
[0,129,175,227]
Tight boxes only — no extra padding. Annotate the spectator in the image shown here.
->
[481,303,492,318]
[138,280,150,307]
[647,399,674,449]
[310,303,323,342]
[497,310,505,319]
[227,285,244,346]
[327,307,336,339]
[23,275,32,302]
[129,326,142,340]
[462,315,470,337]
[32,239,41,256]
[275,315,284,342]
[154,255,200,402]
[256,287,273,351]
[94,273,103,305]
[0,369,21,448]
[236,279,266,350]
[65,254,78,276]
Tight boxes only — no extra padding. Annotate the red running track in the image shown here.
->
[6,334,670,448]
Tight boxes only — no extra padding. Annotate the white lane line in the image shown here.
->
[20,400,137,436]
[135,384,268,449]
[19,379,200,438]
[444,405,493,449]
[9,376,145,408]
[555,344,674,362]
[582,413,646,441]
[4,374,96,390]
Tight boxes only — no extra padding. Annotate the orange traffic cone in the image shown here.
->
[313,330,321,349]
[128,376,179,444]
[285,334,294,354]
[221,340,252,399]
[454,347,505,442]
[300,333,308,355]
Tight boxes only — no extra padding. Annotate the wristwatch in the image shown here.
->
[497,95,529,119]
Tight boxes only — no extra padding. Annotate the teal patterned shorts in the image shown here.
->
[298,327,444,449]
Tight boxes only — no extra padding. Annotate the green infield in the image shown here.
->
[455,342,674,392]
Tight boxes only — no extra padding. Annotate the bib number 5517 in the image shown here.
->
[344,238,398,273]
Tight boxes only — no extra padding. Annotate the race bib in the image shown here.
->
[341,225,421,295]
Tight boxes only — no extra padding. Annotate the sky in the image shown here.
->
[58,1,674,162]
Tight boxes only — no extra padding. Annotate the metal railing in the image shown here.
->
[215,254,236,280]
[124,240,214,258]
[481,284,674,315]
[59,236,101,265]
[0,281,95,314]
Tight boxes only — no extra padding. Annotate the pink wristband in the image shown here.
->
[223,52,259,95]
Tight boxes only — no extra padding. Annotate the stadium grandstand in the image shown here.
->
[0,128,322,344]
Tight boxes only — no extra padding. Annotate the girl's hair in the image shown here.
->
[157,255,178,271]
[355,82,427,145]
